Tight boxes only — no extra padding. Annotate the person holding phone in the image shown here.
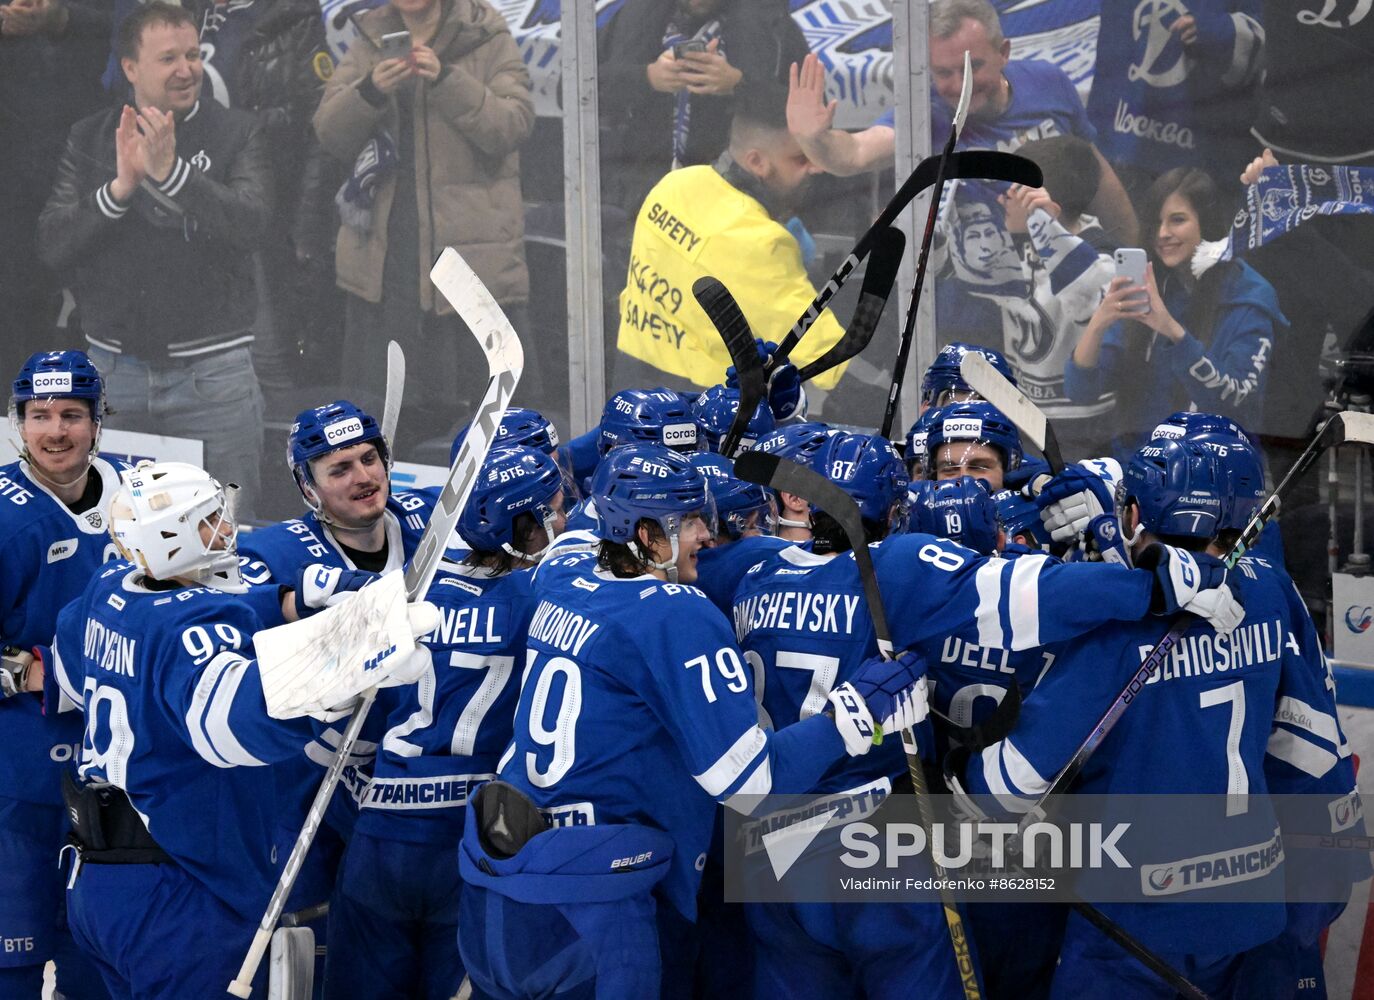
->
[313,0,534,450]
[1065,167,1287,457]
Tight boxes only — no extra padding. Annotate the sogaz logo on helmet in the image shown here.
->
[662,423,697,448]
[33,372,73,394]
[942,418,984,438]
[324,416,365,446]
[1151,423,1185,439]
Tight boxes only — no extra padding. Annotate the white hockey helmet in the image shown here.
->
[110,461,247,593]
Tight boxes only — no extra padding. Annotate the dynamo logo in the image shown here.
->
[1346,605,1374,634]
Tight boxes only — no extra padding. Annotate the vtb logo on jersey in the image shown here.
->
[1129,0,1188,87]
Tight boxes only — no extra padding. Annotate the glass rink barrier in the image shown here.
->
[4,0,1374,997]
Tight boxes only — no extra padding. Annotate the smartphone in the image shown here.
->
[672,39,708,59]
[380,29,412,62]
[1113,248,1148,287]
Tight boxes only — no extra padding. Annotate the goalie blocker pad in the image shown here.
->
[254,570,439,719]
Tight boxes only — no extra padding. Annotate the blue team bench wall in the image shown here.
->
[1336,665,1374,710]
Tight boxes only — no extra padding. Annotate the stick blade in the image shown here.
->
[1335,410,1374,446]
[694,277,764,457]
[430,248,525,379]
[958,352,1049,453]
[381,340,405,444]
[954,51,973,131]
[797,227,905,383]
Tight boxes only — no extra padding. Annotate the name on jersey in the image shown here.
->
[0,474,35,506]
[425,604,506,647]
[84,618,137,677]
[1139,617,1287,685]
[731,591,861,640]
[940,636,1013,675]
[528,601,601,656]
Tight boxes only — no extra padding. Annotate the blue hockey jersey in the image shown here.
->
[0,457,125,804]
[963,558,1303,953]
[49,565,313,919]
[499,565,847,920]
[355,561,535,844]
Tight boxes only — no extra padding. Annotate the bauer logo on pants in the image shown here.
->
[32,372,73,394]
[324,416,365,446]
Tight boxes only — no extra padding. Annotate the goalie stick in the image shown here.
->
[880,52,972,440]
[958,352,1066,474]
[771,148,1042,370]
[694,277,766,459]
[381,340,405,446]
[735,451,1211,1000]
[229,248,524,997]
[734,450,983,1000]
[795,226,906,385]
[1026,409,1374,828]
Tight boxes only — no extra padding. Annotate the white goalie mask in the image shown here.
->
[110,461,247,593]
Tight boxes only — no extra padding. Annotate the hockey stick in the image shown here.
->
[734,450,983,1000]
[795,226,906,385]
[1026,410,1374,824]
[771,149,1042,370]
[880,52,973,440]
[694,277,766,459]
[958,352,1065,474]
[229,248,523,997]
[381,340,405,446]
[737,452,1212,1000]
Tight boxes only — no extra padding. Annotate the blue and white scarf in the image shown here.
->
[661,18,723,169]
[1222,164,1374,260]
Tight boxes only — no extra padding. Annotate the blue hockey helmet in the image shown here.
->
[287,400,390,508]
[450,406,560,465]
[808,431,910,527]
[592,443,713,582]
[598,388,699,456]
[691,383,776,453]
[925,401,1023,477]
[903,408,939,476]
[992,488,1053,550]
[456,445,565,560]
[690,452,777,540]
[750,421,832,465]
[1150,411,1258,450]
[11,350,105,419]
[920,342,1017,407]
[1118,438,1229,541]
[908,476,1000,555]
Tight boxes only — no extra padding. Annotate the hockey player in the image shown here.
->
[36,461,434,997]
[324,446,564,999]
[948,438,1293,998]
[690,452,778,545]
[562,387,700,490]
[903,407,938,481]
[921,341,1020,412]
[0,350,115,997]
[691,382,776,453]
[924,400,1026,492]
[457,444,931,999]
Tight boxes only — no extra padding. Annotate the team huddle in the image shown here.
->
[0,343,1365,1000]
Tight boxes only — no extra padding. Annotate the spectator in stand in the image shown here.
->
[184,0,343,412]
[1066,167,1286,458]
[1087,0,1264,201]
[314,0,534,451]
[0,0,115,379]
[597,0,809,222]
[936,135,1118,460]
[37,1,271,516]
[785,0,1139,246]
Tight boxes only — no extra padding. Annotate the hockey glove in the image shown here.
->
[1085,513,1132,568]
[1,646,36,699]
[725,339,805,422]
[1035,459,1122,543]
[293,564,378,619]
[828,649,929,757]
[1138,544,1244,634]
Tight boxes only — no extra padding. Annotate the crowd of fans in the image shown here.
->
[2,0,1372,539]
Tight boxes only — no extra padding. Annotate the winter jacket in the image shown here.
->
[1064,257,1287,456]
[184,0,339,260]
[36,99,271,360]
[313,0,533,310]
[596,0,809,214]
